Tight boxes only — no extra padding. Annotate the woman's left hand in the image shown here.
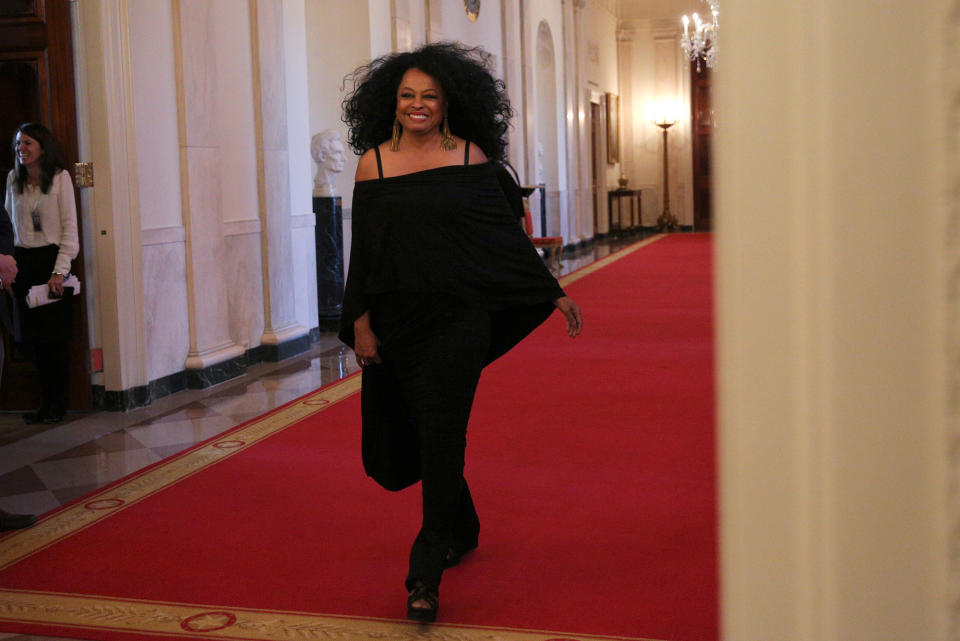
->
[48,273,65,296]
[554,296,583,338]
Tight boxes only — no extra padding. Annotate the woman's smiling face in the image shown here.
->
[395,68,445,136]
[15,132,43,169]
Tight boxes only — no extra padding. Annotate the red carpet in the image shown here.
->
[0,234,716,641]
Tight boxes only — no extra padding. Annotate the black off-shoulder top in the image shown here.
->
[339,160,566,490]
[339,161,564,365]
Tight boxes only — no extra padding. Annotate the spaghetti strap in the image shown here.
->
[463,140,470,165]
[374,146,384,179]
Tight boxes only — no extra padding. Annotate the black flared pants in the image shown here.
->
[377,299,491,591]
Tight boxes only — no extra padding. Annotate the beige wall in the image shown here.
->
[305,0,372,211]
[435,0,504,78]
[716,0,950,638]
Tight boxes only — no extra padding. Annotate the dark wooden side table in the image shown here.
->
[608,189,643,235]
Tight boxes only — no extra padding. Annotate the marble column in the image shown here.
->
[175,0,246,384]
[251,0,310,360]
[312,195,344,331]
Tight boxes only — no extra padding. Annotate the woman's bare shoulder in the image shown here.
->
[466,140,488,164]
[355,145,386,181]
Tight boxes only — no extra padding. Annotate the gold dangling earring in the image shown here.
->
[440,114,456,151]
[391,118,402,151]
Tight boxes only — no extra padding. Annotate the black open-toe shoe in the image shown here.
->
[407,581,438,623]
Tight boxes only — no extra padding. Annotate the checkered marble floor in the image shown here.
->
[0,234,642,641]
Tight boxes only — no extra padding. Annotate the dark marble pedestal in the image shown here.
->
[314,195,345,332]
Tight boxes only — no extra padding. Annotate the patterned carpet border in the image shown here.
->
[0,588,667,641]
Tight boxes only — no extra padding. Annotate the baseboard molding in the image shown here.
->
[604,225,697,237]
[259,333,312,362]
[184,352,248,390]
[316,314,341,333]
[92,327,324,412]
[92,384,154,413]
[651,225,696,233]
[562,237,595,254]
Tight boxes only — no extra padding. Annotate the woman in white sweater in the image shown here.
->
[4,123,79,423]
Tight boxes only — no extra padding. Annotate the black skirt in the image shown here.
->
[12,244,74,344]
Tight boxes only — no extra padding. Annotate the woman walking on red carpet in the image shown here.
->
[339,42,582,623]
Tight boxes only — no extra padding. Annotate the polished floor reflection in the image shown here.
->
[0,335,359,518]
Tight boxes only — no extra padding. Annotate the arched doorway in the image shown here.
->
[534,20,560,238]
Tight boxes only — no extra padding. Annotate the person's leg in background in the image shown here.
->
[33,339,67,422]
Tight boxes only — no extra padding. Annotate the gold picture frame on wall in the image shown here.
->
[606,93,619,164]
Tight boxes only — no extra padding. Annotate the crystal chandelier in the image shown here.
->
[681,0,719,71]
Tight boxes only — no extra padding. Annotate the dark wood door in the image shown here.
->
[590,101,602,236]
[0,0,91,410]
[690,61,713,231]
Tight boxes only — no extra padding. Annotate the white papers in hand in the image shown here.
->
[26,275,81,309]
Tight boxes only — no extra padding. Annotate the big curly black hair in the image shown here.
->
[341,42,513,164]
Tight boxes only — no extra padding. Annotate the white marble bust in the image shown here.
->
[311,129,346,197]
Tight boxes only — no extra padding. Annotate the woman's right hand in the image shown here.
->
[0,254,16,289]
[353,312,382,368]
[554,296,583,338]
[48,272,65,296]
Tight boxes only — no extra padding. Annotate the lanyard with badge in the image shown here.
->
[28,185,42,232]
